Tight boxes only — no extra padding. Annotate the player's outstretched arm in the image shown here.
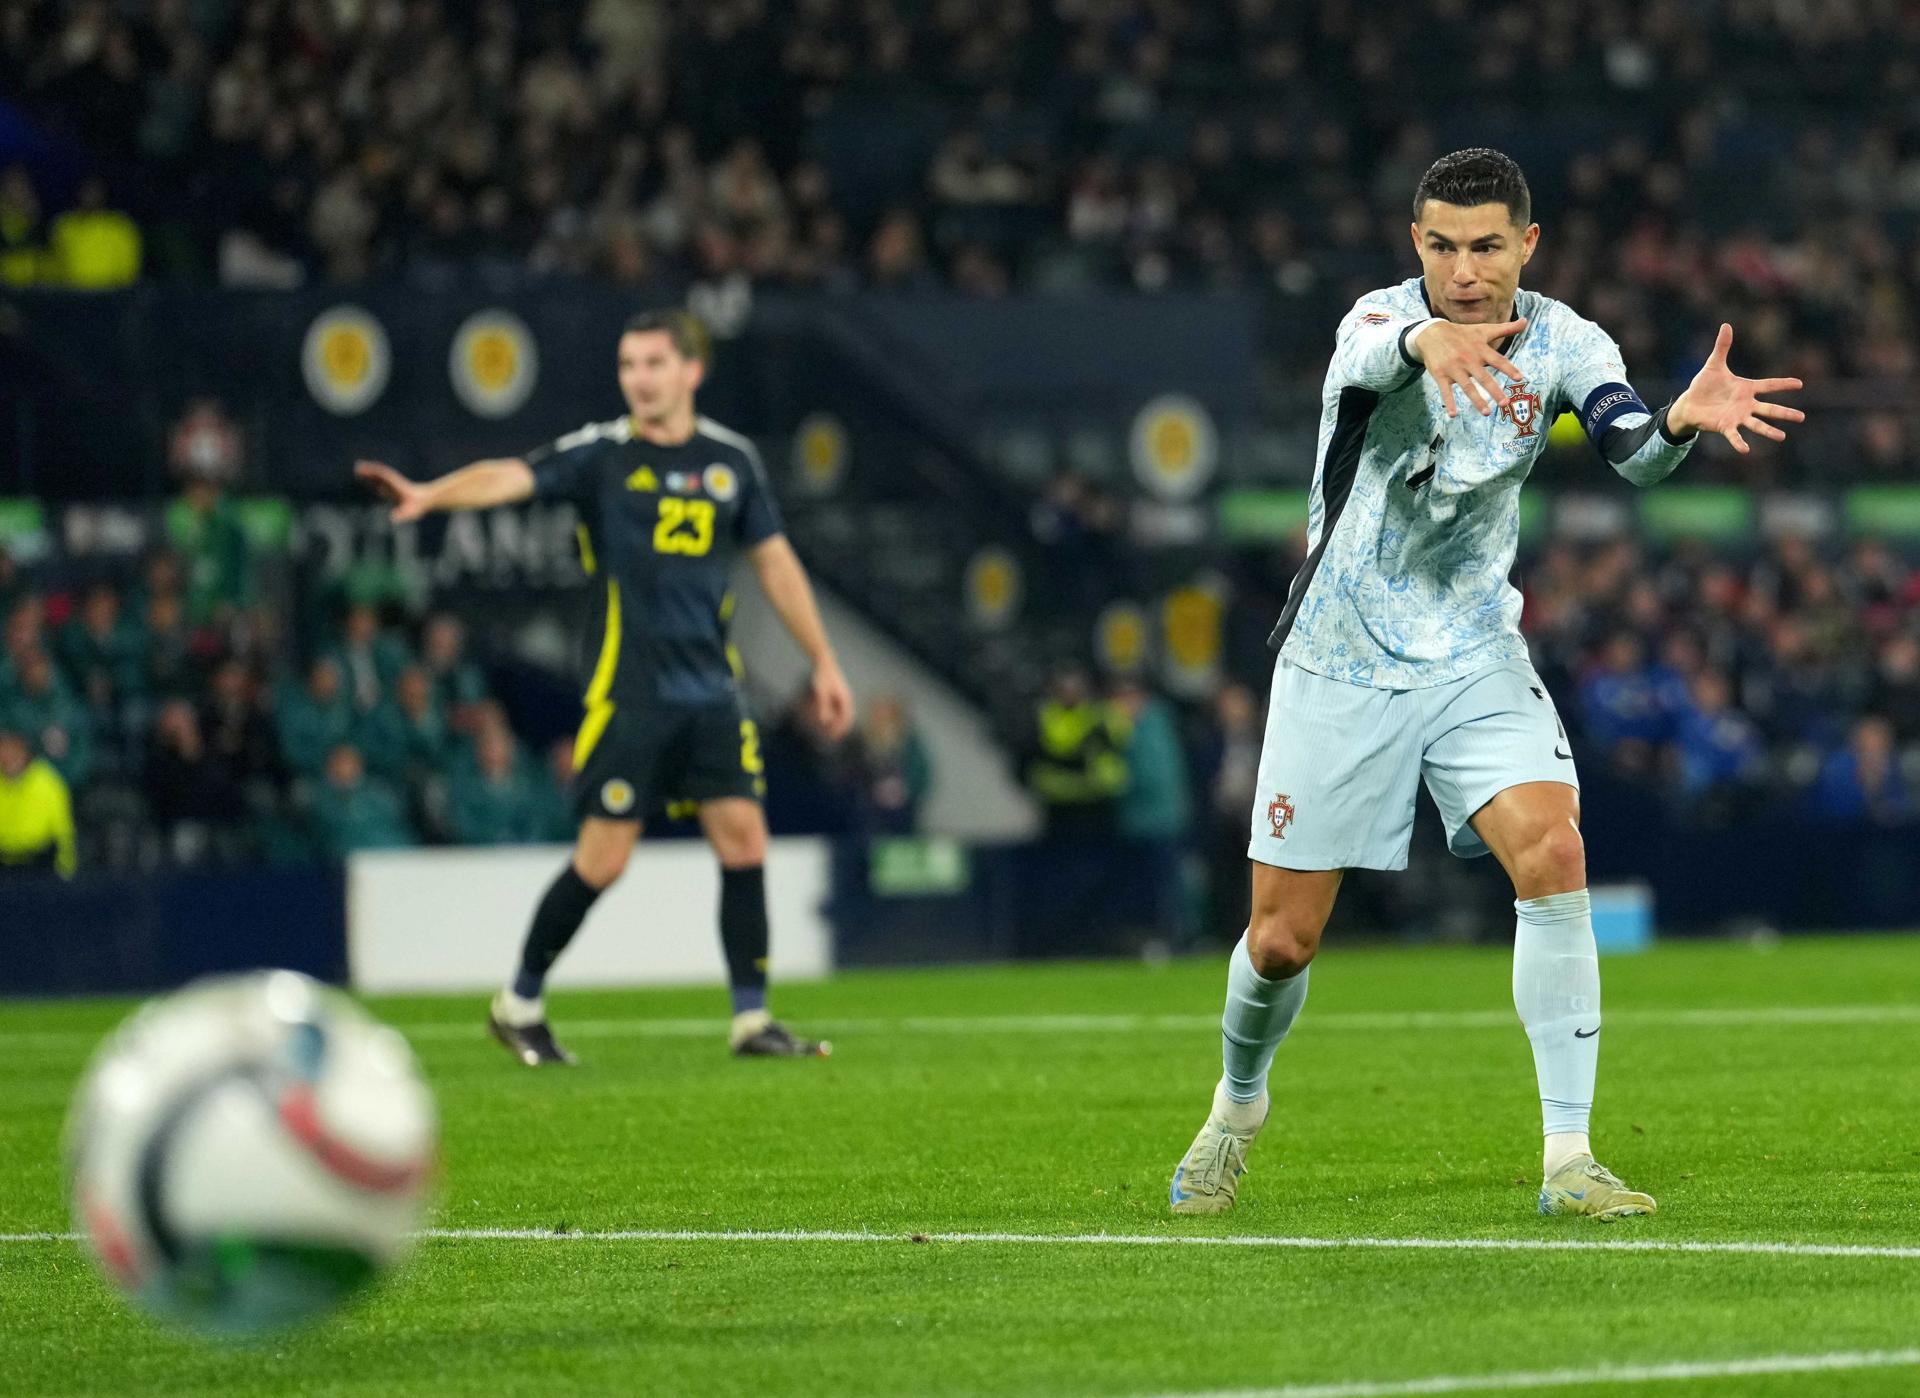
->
[354,458,535,523]
[749,535,854,741]
[1666,323,1805,457]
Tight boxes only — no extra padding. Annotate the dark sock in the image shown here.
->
[719,864,769,1015]
[513,865,603,999]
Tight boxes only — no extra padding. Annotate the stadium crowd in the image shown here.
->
[1533,533,1920,823]
[0,526,575,872]
[0,412,944,874]
[4,512,1917,882]
[3,0,1917,883]
[4,0,1918,403]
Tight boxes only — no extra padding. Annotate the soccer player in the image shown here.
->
[356,310,854,1063]
[1169,150,1804,1219]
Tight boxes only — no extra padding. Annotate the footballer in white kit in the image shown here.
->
[1170,149,1806,1220]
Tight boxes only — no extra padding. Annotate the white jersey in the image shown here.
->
[1272,277,1695,689]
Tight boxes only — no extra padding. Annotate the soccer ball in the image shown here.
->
[64,970,437,1337]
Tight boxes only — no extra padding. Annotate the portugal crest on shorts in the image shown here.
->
[1501,380,1542,439]
[601,779,635,815]
[1267,793,1295,840]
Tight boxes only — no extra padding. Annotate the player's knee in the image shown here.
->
[711,824,766,868]
[1247,913,1322,979]
[704,802,767,867]
[573,844,631,889]
[1521,821,1585,895]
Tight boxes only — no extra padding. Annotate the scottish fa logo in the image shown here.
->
[1501,381,1542,439]
[1267,793,1295,840]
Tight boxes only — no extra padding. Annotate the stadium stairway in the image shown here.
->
[739,301,1133,744]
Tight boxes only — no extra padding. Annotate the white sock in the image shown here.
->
[493,986,544,1028]
[1220,932,1310,1104]
[729,1007,772,1047]
[1210,1078,1268,1134]
[1512,889,1600,1177]
[1544,1132,1591,1177]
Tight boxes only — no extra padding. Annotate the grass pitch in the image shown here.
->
[3,935,1918,1396]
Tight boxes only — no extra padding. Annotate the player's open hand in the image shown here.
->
[355,460,432,523]
[1414,317,1527,419]
[1669,323,1805,455]
[809,661,855,742]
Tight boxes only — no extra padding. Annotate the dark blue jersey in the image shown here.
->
[526,415,783,708]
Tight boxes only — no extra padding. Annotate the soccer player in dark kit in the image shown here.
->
[357,310,854,1063]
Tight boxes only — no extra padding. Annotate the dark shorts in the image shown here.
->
[572,701,766,823]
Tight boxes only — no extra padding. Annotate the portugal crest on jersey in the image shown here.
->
[1266,793,1295,840]
[1501,381,1542,438]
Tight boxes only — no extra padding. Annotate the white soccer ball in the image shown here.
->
[64,970,437,1337]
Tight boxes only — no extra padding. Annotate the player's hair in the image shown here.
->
[1413,148,1531,226]
[622,308,712,363]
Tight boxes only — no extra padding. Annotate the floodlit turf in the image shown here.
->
[3,934,1919,1396]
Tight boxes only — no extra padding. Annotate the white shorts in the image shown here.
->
[1248,656,1579,871]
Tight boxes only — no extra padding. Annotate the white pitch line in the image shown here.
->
[9,1227,1918,1260]
[1143,1347,1920,1398]
[6,1003,1918,1052]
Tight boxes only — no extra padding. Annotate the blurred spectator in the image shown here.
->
[55,580,147,729]
[200,657,279,794]
[277,656,353,778]
[1028,473,1123,611]
[357,664,451,789]
[0,165,47,285]
[1111,676,1194,943]
[1579,633,1666,777]
[850,694,932,834]
[1030,472,1122,549]
[141,587,196,698]
[1869,634,1920,743]
[867,209,934,291]
[164,417,253,626]
[309,744,416,855]
[5,648,94,787]
[1197,681,1261,933]
[446,724,549,845]
[1673,669,1766,821]
[758,684,860,835]
[0,547,25,618]
[536,736,578,841]
[145,698,243,861]
[421,613,489,729]
[0,723,75,878]
[3,591,46,682]
[328,601,410,714]
[168,397,242,487]
[1813,717,1915,827]
[1747,617,1848,748]
[1025,667,1128,838]
[49,176,140,289]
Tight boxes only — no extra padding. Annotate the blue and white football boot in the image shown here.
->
[1169,1080,1269,1215]
[1538,1155,1657,1220]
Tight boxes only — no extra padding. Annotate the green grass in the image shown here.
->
[3,935,1920,1396]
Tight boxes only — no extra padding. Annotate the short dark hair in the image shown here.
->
[1413,148,1531,226]
[622,308,711,363]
